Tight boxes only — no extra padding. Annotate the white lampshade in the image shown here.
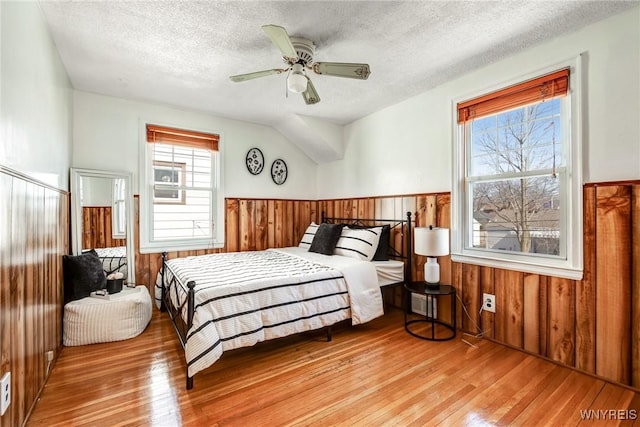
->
[288,64,308,93]
[414,226,449,257]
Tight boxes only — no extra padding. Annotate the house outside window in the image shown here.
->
[139,124,224,253]
[452,59,583,280]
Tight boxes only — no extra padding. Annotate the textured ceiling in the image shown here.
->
[40,1,636,128]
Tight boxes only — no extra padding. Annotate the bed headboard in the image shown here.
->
[321,211,413,280]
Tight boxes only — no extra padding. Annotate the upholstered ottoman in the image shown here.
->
[63,286,152,346]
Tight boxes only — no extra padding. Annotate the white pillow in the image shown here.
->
[334,226,383,261]
[298,222,319,249]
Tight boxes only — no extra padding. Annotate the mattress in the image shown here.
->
[372,259,405,286]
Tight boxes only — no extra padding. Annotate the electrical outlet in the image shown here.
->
[1,372,10,416]
[483,293,496,313]
[46,351,54,362]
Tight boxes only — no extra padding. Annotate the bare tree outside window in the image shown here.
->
[469,99,562,255]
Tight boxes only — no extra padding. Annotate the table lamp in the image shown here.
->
[414,225,449,288]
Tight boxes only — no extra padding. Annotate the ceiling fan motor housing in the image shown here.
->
[289,37,315,65]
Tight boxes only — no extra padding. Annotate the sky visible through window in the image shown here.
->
[468,98,562,256]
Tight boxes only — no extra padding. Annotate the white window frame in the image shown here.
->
[112,178,127,239]
[451,55,583,280]
[138,121,225,253]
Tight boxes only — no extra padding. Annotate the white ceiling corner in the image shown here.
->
[37,1,637,163]
[274,113,344,164]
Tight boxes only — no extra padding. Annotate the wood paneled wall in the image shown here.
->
[0,168,68,427]
[321,184,640,390]
[134,184,639,390]
[82,206,126,249]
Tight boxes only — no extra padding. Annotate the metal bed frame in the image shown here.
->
[160,211,413,390]
[321,211,413,284]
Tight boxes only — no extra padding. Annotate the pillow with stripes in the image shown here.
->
[334,226,383,261]
[299,222,319,250]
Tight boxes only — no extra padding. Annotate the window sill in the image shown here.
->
[451,252,583,281]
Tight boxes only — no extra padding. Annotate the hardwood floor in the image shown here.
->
[27,308,639,426]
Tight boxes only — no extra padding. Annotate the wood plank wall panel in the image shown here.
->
[494,269,524,348]
[632,186,640,387]
[576,186,597,374]
[225,198,239,252]
[523,273,541,354]
[547,277,575,366]
[461,264,480,334]
[0,169,68,427]
[130,183,638,390]
[81,207,126,249]
[595,185,632,384]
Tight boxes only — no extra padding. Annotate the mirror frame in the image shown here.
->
[70,167,136,284]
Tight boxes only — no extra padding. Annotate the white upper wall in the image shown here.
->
[72,91,318,199]
[317,6,640,199]
[7,1,635,200]
[0,1,73,190]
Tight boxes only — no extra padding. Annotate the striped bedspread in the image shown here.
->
[157,247,383,378]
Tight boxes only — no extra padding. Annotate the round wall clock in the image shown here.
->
[245,148,264,175]
[271,159,288,185]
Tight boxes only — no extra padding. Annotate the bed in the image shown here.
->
[93,246,128,282]
[158,212,412,389]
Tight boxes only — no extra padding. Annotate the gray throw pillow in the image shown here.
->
[309,223,344,255]
[63,249,107,303]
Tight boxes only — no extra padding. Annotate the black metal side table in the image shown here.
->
[404,282,457,341]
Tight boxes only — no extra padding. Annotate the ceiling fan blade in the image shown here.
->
[313,62,371,80]
[302,76,320,105]
[229,69,285,83]
[262,24,298,60]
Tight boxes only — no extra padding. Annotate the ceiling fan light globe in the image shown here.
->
[288,72,307,93]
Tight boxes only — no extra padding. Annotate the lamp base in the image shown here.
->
[424,257,440,285]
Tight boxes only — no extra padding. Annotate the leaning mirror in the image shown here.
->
[70,168,136,285]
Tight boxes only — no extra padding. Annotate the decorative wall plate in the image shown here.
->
[245,148,264,175]
[271,159,288,185]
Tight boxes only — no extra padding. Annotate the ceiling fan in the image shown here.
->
[229,25,371,105]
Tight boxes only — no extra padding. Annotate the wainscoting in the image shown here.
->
[0,167,69,427]
[133,182,639,391]
[320,185,640,390]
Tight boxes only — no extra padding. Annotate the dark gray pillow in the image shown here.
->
[63,249,107,303]
[309,223,344,255]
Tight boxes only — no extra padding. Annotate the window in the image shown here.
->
[112,178,126,239]
[452,60,583,280]
[139,124,224,252]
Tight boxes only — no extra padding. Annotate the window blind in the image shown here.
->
[457,68,569,123]
[146,124,219,151]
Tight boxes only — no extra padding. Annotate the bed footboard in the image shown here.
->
[161,252,196,390]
